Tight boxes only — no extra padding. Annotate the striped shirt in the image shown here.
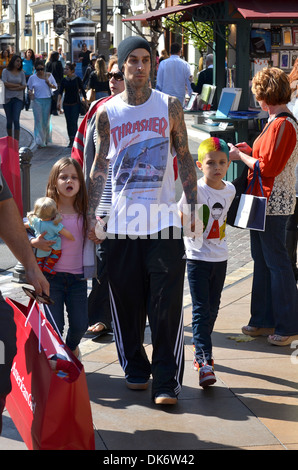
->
[93,129,113,218]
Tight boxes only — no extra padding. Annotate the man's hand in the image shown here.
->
[25,266,50,296]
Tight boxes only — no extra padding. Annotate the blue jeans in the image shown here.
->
[3,97,23,132]
[45,272,88,351]
[88,239,112,330]
[187,259,227,363]
[63,103,80,142]
[250,215,298,336]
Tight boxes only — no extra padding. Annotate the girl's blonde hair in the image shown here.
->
[28,197,61,225]
[95,57,108,82]
[46,157,88,233]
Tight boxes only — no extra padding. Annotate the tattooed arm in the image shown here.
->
[87,106,110,235]
[169,96,198,230]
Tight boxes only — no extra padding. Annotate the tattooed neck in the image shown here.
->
[121,83,152,106]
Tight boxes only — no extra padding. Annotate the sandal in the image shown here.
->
[268,334,298,346]
[84,322,110,338]
[242,326,274,337]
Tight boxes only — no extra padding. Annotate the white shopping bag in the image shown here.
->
[234,193,267,231]
[234,160,267,232]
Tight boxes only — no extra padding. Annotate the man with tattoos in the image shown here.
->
[88,36,198,405]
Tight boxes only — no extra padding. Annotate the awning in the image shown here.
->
[122,0,298,23]
[122,1,208,23]
[233,0,298,19]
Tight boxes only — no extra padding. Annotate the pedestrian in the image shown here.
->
[156,42,192,106]
[288,57,298,119]
[178,137,235,388]
[0,167,49,435]
[27,58,57,148]
[2,55,26,142]
[158,49,169,64]
[191,53,213,94]
[87,36,199,405]
[78,43,91,78]
[44,157,89,359]
[22,48,35,110]
[73,57,125,338]
[229,67,298,346]
[83,54,96,89]
[57,62,86,148]
[45,51,64,115]
[285,164,298,281]
[0,49,11,79]
[287,60,298,281]
[57,45,66,68]
[87,57,110,100]
[41,52,48,65]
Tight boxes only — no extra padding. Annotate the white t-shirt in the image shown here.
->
[27,73,57,99]
[178,178,235,262]
[104,89,180,236]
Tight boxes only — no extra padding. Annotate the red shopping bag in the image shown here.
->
[5,297,95,450]
[0,136,23,215]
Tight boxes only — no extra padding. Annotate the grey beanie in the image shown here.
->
[118,36,151,71]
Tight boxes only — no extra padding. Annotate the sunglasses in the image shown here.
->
[36,67,44,71]
[107,72,123,81]
[22,286,54,305]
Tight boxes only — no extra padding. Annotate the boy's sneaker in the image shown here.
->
[193,356,216,388]
[199,363,216,388]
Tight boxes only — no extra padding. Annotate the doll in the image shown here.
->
[25,196,75,274]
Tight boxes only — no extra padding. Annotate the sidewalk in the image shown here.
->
[0,110,297,451]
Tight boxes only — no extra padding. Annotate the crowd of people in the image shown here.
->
[0,36,297,437]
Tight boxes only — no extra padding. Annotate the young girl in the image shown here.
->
[44,157,89,359]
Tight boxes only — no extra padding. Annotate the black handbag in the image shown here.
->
[76,76,88,115]
[79,99,88,115]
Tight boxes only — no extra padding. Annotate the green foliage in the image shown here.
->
[164,4,214,52]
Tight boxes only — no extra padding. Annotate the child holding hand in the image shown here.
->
[43,157,89,359]
[178,137,235,388]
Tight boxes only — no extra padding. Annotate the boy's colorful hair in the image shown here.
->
[197,137,229,163]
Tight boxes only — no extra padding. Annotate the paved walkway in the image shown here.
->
[0,109,297,451]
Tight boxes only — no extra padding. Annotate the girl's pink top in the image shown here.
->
[54,213,84,274]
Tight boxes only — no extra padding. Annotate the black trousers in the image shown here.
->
[107,228,186,398]
[0,293,17,396]
[88,239,112,330]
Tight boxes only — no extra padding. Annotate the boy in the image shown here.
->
[178,137,235,388]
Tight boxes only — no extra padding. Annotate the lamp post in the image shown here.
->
[15,0,19,53]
